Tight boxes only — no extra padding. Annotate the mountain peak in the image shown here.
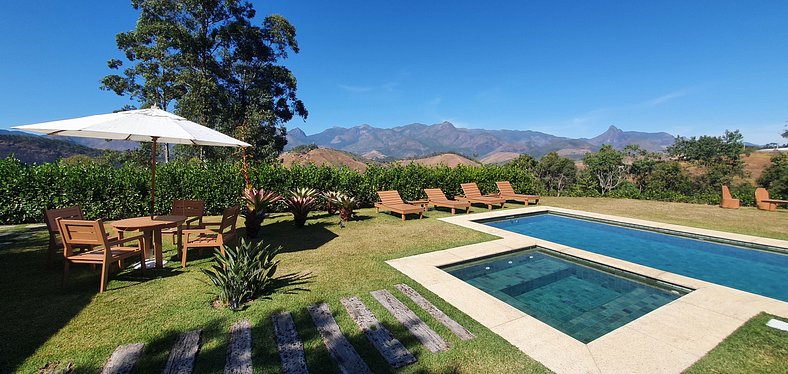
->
[605,125,622,134]
[436,121,455,130]
[288,127,306,138]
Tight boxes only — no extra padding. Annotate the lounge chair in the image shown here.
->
[720,185,740,209]
[181,205,239,267]
[56,218,146,293]
[755,187,788,211]
[375,190,424,221]
[424,188,471,214]
[458,183,506,210]
[161,199,205,251]
[494,181,540,205]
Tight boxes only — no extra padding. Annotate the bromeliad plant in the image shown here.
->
[202,238,281,311]
[242,188,280,238]
[285,187,319,227]
[333,193,357,223]
[322,191,342,215]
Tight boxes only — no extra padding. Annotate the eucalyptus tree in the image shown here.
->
[102,0,307,163]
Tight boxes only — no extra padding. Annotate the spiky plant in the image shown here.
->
[285,187,319,227]
[202,238,281,310]
[242,188,281,238]
[322,191,342,215]
[333,193,357,222]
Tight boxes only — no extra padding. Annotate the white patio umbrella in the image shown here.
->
[13,107,251,215]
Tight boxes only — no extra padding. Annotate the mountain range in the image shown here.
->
[286,122,676,160]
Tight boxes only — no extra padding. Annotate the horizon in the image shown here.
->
[1,1,787,145]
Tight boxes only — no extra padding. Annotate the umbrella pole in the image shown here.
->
[151,136,158,217]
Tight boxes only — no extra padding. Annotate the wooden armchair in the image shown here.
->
[180,205,239,267]
[720,185,740,209]
[44,206,91,266]
[56,218,146,293]
[161,199,205,251]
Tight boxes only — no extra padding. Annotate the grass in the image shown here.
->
[685,313,788,373]
[0,197,785,373]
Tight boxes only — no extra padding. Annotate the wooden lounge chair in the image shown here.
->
[180,205,239,267]
[494,181,540,205]
[424,188,470,214]
[459,183,506,210]
[720,185,740,209]
[755,187,788,211]
[56,218,146,293]
[161,199,205,251]
[375,190,424,221]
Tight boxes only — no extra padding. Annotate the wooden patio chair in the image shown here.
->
[494,181,540,205]
[161,199,205,251]
[458,183,506,210]
[56,218,146,293]
[180,205,239,267]
[44,206,109,266]
[424,188,470,214]
[375,190,424,221]
[755,187,788,211]
[720,185,740,209]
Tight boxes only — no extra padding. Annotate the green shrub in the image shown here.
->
[202,239,280,310]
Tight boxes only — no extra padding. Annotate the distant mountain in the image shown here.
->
[57,136,138,151]
[0,130,101,164]
[278,147,370,172]
[399,153,481,167]
[286,123,675,159]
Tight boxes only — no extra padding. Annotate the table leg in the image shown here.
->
[142,231,154,260]
[154,229,163,268]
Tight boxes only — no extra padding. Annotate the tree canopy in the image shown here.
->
[102,0,307,162]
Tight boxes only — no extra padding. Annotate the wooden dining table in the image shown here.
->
[111,215,186,268]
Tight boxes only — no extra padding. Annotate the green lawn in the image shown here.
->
[0,197,785,373]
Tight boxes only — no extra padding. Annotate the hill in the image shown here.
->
[0,130,101,163]
[480,151,521,164]
[286,123,674,159]
[398,153,481,167]
[278,147,369,172]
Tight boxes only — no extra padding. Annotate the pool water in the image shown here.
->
[444,249,683,343]
[485,213,788,302]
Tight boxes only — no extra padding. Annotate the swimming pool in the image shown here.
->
[443,248,686,343]
[483,212,788,302]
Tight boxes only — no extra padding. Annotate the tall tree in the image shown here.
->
[667,130,746,188]
[536,152,576,196]
[582,145,627,195]
[102,0,307,163]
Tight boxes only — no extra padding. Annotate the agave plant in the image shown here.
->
[322,191,342,215]
[333,193,357,222]
[242,188,281,238]
[202,238,281,310]
[285,187,319,227]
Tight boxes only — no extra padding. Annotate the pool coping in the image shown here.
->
[386,206,788,374]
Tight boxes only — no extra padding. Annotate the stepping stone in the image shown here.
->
[163,330,201,374]
[767,318,788,332]
[101,343,144,374]
[225,320,252,374]
[395,284,475,340]
[307,303,372,374]
[371,289,449,353]
[272,312,309,374]
[341,296,417,368]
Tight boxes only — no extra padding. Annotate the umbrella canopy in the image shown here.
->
[12,107,251,147]
[13,107,250,216]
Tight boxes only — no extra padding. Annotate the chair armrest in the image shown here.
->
[184,216,203,225]
[182,228,219,236]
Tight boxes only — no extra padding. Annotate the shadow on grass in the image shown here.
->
[259,220,339,253]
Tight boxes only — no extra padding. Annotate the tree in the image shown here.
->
[102,0,307,163]
[757,152,788,200]
[624,144,661,193]
[507,154,538,173]
[536,152,576,196]
[582,145,627,195]
[666,130,746,189]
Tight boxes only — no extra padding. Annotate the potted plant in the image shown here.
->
[333,193,357,223]
[242,187,280,238]
[285,187,318,227]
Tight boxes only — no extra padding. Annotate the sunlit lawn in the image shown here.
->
[0,197,785,373]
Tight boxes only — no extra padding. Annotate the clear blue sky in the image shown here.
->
[1,1,787,144]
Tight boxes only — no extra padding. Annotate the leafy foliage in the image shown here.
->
[582,145,627,195]
[285,187,318,227]
[757,152,788,200]
[202,238,280,310]
[536,152,576,196]
[242,188,281,238]
[332,193,357,222]
[667,130,747,188]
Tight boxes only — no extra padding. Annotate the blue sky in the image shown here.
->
[1,1,787,144]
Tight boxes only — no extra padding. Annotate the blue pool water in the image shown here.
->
[485,213,788,302]
[444,249,683,342]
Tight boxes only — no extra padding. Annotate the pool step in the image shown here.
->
[371,289,450,352]
[101,343,144,374]
[162,329,202,374]
[395,284,475,340]
[225,320,252,374]
[307,302,373,374]
[341,296,417,368]
[272,312,309,374]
